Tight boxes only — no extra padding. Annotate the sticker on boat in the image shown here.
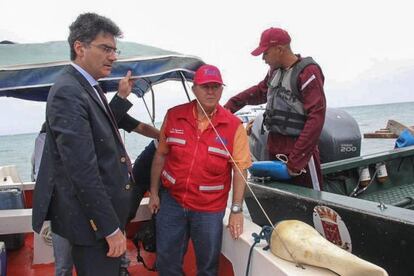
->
[313,206,352,252]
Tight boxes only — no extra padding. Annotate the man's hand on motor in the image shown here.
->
[117,70,135,99]
[105,230,126,257]
[227,213,244,240]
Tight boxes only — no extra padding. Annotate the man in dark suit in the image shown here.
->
[32,13,135,276]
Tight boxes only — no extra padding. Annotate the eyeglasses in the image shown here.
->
[89,43,121,56]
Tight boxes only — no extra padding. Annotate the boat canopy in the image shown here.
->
[0,41,204,101]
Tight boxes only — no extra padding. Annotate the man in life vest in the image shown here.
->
[224,27,326,191]
[149,64,251,276]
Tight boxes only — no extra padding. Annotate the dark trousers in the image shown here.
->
[72,240,121,276]
[156,190,225,276]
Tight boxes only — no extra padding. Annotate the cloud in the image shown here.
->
[328,59,414,107]
[1,0,414,134]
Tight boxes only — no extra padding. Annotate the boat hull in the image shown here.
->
[245,182,414,276]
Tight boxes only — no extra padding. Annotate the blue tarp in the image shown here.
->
[0,41,204,101]
[395,129,414,148]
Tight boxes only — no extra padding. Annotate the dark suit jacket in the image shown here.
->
[32,65,133,246]
[109,94,141,132]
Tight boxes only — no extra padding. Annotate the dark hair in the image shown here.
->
[68,12,122,60]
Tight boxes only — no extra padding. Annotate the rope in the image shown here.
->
[136,244,157,272]
[245,226,273,276]
[350,167,379,197]
[180,77,303,268]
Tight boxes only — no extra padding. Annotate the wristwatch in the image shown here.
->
[230,203,243,214]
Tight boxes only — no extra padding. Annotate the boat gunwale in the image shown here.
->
[246,180,414,224]
[321,145,414,174]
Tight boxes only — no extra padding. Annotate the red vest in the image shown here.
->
[161,101,241,212]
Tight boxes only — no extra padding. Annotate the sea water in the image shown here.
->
[0,101,413,182]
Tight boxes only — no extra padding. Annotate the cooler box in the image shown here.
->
[0,241,6,276]
[0,188,25,250]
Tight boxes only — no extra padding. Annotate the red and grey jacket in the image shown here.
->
[224,56,326,174]
[161,101,241,212]
[264,57,322,136]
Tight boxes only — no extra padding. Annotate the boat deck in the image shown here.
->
[7,234,156,276]
[360,183,414,207]
[6,233,234,276]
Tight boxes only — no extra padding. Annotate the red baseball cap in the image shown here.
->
[251,27,291,56]
[193,64,224,85]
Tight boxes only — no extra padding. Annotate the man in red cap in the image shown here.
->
[148,64,251,275]
[224,27,326,190]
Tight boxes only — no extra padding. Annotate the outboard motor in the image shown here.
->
[249,112,269,161]
[319,108,361,163]
[249,108,361,163]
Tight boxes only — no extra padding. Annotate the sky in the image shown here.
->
[1,0,413,135]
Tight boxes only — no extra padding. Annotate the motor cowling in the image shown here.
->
[319,108,361,163]
[249,108,361,163]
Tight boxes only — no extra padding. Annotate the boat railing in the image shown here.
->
[322,145,414,174]
[0,176,336,274]
[0,206,335,275]
[0,169,153,264]
[0,197,152,265]
[248,180,414,224]
[0,165,22,183]
[0,181,35,191]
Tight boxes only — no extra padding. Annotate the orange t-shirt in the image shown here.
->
[157,106,251,170]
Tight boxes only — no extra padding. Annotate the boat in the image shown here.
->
[0,41,339,276]
[234,105,265,124]
[364,119,414,139]
[244,108,414,275]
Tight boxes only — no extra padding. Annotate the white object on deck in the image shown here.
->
[0,209,33,234]
[33,222,54,264]
[270,220,388,276]
[221,210,335,276]
[0,181,35,190]
[0,165,22,184]
[130,197,152,222]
